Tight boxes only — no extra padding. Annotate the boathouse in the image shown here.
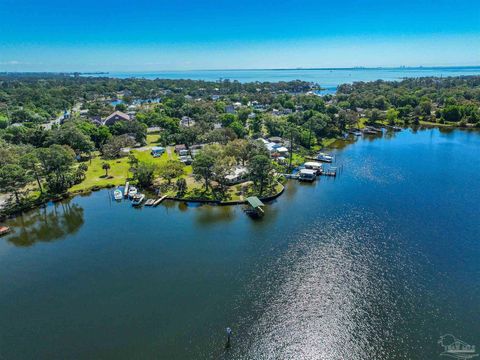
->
[299,169,317,181]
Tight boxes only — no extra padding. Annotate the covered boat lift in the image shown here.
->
[244,196,265,218]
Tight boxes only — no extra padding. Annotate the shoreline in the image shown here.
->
[0,180,286,222]
[1,124,477,222]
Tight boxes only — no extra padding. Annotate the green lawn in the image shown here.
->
[70,147,187,193]
[146,134,161,146]
[70,154,130,192]
[419,120,453,127]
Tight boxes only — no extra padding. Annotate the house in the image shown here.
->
[265,142,277,153]
[90,116,102,126]
[225,105,235,114]
[276,146,289,155]
[268,136,283,143]
[180,116,195,127]
[225,166,248,185]
[211,95,221,101]
[151,146,165,157]
[104,111,131,126]
[174,144,187,154]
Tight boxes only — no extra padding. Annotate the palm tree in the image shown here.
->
[102,162,111,177]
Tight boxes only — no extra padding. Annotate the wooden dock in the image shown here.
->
[305,156,334,163]
[322,168,337,177]
[153,195,167,207]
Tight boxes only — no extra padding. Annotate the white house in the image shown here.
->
[225,166,248,185]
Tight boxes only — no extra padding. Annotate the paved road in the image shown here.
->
[41,103,82,130]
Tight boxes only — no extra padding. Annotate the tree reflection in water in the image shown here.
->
[4,201,84,247]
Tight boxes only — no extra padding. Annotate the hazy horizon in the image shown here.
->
[2,65,480,75]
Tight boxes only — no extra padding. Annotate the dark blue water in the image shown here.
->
[0,128,479,359]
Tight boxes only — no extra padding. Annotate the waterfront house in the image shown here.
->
[104,111,131,126]
[225,166,248,185]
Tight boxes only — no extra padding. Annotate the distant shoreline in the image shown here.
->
[2,65,480,76]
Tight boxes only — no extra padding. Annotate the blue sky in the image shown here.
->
[0,0,479,71]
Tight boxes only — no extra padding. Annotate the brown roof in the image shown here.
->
[105,111,130,122]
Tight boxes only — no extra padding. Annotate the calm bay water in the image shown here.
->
[1,128,479,359]
[102,67,480,93]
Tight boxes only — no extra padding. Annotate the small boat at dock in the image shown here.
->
[124,182,129,197]
[144,199,155,206]
[131,193,145,206]
[128,186,138,198]
[316,152,333,163]
[0,226,11,236]
[113,189,123,200]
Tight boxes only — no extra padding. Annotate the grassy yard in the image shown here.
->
[70,154,130,192]
[419,120,454,127]
[70,147,179,192]
[145,134,161,146]
[70,142,283,204]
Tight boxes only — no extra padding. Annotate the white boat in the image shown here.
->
[113,189,123,200]
[128,186,138,198]
[131,193,145,206]
[316,152,333,163]
[144,199,155,206]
